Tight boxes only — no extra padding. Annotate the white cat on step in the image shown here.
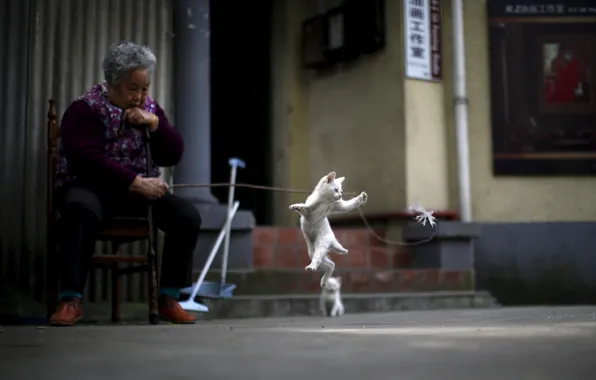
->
[320,276,345,317]
[289,171,368,289]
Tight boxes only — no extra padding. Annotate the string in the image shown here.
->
[170,182,438,246]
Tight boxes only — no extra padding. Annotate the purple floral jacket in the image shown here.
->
[55,82,184,195]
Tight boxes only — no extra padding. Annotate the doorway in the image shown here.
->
[210,0,273,225]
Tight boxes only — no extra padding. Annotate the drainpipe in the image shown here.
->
[451,0,472,222]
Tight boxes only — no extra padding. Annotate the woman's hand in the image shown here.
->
[130,176,169,200]
[125,108,159,131]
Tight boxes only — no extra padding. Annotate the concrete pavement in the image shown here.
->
[1,306,595,380]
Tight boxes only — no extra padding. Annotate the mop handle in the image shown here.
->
[220,158,246,294]
[188,201,241,301]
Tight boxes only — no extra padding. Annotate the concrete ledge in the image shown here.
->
[474,221,596,305]
[45,291,499,324]
[403,221,482,241]
[213,291,498,319]
[191,204,257,270]
[195,203,256,230]
[403,222,482,271]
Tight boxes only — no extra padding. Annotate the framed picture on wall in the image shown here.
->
[487,0,596,176]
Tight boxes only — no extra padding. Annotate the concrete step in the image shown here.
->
[198,269,475,295]
[209,291,500,319]
[70,291,499,323]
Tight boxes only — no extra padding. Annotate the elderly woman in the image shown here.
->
[49,41,200,326]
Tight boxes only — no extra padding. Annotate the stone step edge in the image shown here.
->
[0,291,497,326]
[203,290,500,320]
[8,291,495,325]
[224,290,492,300]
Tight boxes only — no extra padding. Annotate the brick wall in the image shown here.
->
[253,227,411,269]
[244,227,474,294]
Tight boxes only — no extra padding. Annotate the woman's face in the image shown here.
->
[108,68,150,109]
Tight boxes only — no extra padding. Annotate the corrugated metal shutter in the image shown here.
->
[0,0,174,303]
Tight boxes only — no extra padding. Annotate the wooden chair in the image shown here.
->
[45,99,160,324]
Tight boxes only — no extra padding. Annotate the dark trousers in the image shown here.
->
[57,185,202,294]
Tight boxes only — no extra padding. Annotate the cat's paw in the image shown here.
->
[359,192,368,205]
[305,262,319,271]
[289,204,304,213]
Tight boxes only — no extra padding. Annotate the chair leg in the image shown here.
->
[110,264,121,323]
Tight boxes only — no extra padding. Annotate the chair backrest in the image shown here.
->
[47,99,60,223]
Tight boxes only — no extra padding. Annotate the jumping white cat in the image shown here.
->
[319,276,345,317]
[289,171,368,289]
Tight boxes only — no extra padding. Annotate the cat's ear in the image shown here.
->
[326,171,336,183]
[335,177,345,185]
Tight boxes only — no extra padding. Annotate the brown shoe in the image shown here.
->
[49,298,83,326]
[158,295,197,324]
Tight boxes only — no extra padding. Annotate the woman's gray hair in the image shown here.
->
[102,41,157,86]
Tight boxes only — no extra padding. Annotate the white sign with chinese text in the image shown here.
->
[404,0,442,81]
